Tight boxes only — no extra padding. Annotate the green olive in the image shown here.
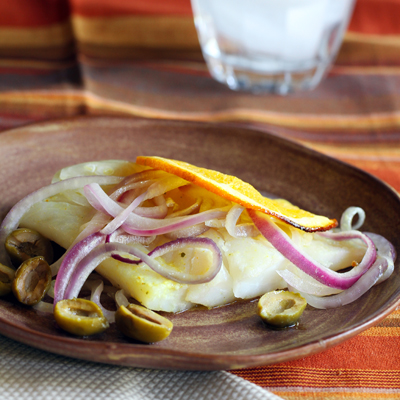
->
[5,228,53,266]
[258,290,307,328]
[0,263,15,296]
[12,256,52,305]
[54,299,109,336]
[115,304,173,343]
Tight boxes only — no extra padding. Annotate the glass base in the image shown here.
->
[204,55,330,95]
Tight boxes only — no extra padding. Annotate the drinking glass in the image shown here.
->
[191,0,356,94]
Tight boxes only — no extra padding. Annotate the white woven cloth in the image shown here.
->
[0,335,282,400]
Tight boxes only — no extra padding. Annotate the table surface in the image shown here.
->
[1,0,400,399]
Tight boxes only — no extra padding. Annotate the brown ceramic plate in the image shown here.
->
[0,117,399,370]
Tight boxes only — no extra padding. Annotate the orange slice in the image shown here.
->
[136,156,337,232]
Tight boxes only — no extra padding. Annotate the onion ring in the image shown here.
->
[64,238,222,300]
[248,209,377,290]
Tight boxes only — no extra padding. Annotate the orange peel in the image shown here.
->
[136,156,337,232]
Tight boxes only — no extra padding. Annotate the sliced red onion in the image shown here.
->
[225,205,259,238]
[64,238,222,300]
[114,237,221,268]
[318,230,376,274]
[52,177,149,275]
[114,180,155,203]
[109,174,186,206]
[277,269,343,296]
[59,175,163,270]
[234,223,259,237]
[225,205,245,237]
[144,176,188,201]
[115,290,130,308]
[33,301,54,314]
[51,258,64,277]
[108,170,172,201]
[248,210,377,290]
[164,223,209,240]
[74,212,111,244]
[47,280,56,299]
[168,199,201,218]
[133,196,168,219]
[365,232,396,283]
[0,175,121,267]
[84,183,227,236]
[90,280,116,323]
[83,278,118,295]
[295,256,388,309]
[279,230,396,297]
[115,235,156,245]
[101,190,148,235]
[51,212,112,276]
[121,209,226,237]
[205,219,225,228]
[106,228,122,243]
[340,207,366,231]
[147,237,222,268]
[83,186,109,214]
[106,228,156,246]
[53,231,106,306]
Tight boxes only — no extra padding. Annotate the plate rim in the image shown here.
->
[0,292,398,370]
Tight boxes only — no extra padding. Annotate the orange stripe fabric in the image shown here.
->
[0,0,70,27]
[71,15,198,48]
[69,0,193,17]
[348,0,400,34]
[0,1,75,63]
[273,392,400,400]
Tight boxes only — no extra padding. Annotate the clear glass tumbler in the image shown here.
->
[191,0,356,94]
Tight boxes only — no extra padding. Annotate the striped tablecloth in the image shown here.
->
[0,0,399,398]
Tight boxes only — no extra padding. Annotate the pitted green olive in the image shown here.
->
[115,304,173,343]
[258,290,307,328]
[0,263,15,296]
[54,299,109,336]
[12,256,52,305]
[5,228,53,266]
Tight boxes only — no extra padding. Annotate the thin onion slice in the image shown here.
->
[115,237,221,268]
[102,180,174,234]
[114,180,155,203]
[277,269,343,296]
[64,238,222,300]
[365,232,396,283]
[225,205,259,238]
[0,175,122,266]
[295,256,388,309]
[280,230,396,298]
[53,231,106,306]
[106,228,156,246]
[164,223,209,239]
[51,212,111,276]
[205,219,225,228]
[108,170,174,201]
[90,280,116,323]
[168,198,201,218]
[101,190,147,235]
[133,196,168,219]
[84,183,227,236]
[33,301,54,314]
[113,237,223,283]
[47,280,56,299]
[248,209,377,290]
[115,290,130,308]
[340,207,366,231]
